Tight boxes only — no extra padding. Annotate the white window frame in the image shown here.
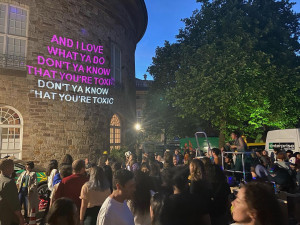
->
[0,105,23,159]
[0,3,28,57]
[111,43,122,84]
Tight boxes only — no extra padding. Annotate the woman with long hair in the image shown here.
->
[201,157,231,225]
[150,193,167,225]
[40,159,59,225]
[53,154,73,186]
[128,171,154,225]
[46,159,59,191]
[189,159,212,213]
[47,198,79,225]
[80,166,110,225]
[231,182,284,225]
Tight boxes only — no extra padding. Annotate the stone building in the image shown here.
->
[0,0,147,166]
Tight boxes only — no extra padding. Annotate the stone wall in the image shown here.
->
[0,0,146,166]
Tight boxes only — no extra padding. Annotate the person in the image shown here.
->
[96,169,136,225]
[128,153,140,172]
[174,149,183,165]
[103,163,113,193]
[201,157,231,225]
[275,152,290,170]
[47,197,79,225]
[165,166,211,225]
[172,155,178,166]
[47,159,59,192]
[128,171,154,225]
[53,154,73,186]
[228,131,248,173]
[80,166,111,225]
[55,159,89,211]
[150,193,167,225]
[212,148,222,166]
[224,154,234,170]
[231,182,284,225]
[189,159,212,211]
[50,164,72,207]
[0,158,26,225]
[155,154,163,169]
[16,161,39,219]
[255,149,269,168]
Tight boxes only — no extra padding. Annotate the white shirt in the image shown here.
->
[47,169,58,191]
[97,196,135,225]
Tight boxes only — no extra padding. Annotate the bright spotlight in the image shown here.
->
[135,123,141,131]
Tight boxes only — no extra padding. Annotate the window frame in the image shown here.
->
[0,3,28,57]
[110,114,121,150]
[0,105,23,159]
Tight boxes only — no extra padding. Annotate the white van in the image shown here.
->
[266,128,300,153]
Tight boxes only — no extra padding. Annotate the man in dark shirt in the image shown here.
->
[0,158,25,225]
[54,159,88,210]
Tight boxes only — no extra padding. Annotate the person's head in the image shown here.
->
[150,193,167,225]
[129,171,152,215]
[113,169,136,200]
[59,164,72,179]
[140,162,150,173]
[189,159,205,181]
[142,156,148,164]
[46,159,58,176]
[47,198,78,225]
[88,166,110,191]
[149,161,160,177]
[295,152,300,160]
[72,159,86,174]
[273,147,281,155]
[171,166,189,193]
[163,151,174,169]
[61,154,73,165]
[286,150,293,158]
[231,130,240,140]
[25,161,34,172]
[276,152,286,161]
[174,149,179,155]
[255,149,262,157]
[98,155,108,168]
[225,154,232,163]
[111,162,122,173]
[173,155,177,166]
[232,182,283,225]
[129,153,137,162]
[156,154,162,162]
[0,158,14,177]
[262,150,268,156]
[212,148,221,157]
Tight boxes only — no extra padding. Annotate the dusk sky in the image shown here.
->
[135,0,300,80]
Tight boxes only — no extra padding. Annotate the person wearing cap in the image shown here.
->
[0,158,26,225]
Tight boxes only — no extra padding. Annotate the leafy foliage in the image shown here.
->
[147,0,300,141]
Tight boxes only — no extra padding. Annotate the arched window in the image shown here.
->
[0,105,23,159]
[110,114,121,150]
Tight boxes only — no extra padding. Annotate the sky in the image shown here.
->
[135,0,300,80]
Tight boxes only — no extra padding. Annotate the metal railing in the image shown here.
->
[0,54,26,70]
[222,151,253,181]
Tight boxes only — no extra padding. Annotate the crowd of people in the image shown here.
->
[1,131,300,225]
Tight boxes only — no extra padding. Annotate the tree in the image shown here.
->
[148,0,300,145]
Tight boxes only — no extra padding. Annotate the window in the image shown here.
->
[111,43,121,84]
[110,114,121,150]
[0,105,23,159]
[0,4,28,70]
